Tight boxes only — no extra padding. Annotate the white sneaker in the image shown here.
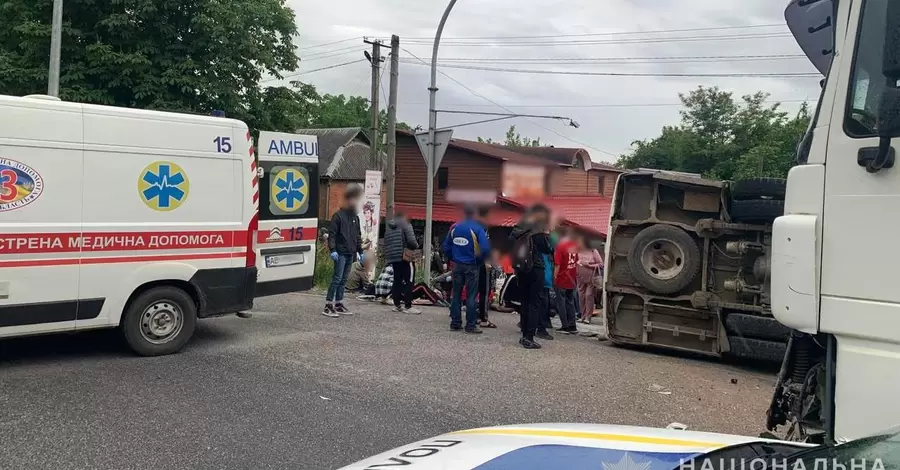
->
[406,307,422,315]
[356,295,375,301]
[380,298,392,305]
[393,306,405,313]
[334,304,353,315]
[321,306,339,318]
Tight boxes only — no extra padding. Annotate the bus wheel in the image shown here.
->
[122,286,197,356]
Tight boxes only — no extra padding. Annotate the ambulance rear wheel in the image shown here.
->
[122,286,197,356]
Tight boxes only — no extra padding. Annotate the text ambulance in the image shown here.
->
[0,95,309,355]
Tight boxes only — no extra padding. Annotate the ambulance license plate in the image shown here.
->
[265,253,305,268]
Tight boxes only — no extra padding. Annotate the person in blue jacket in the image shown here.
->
[442,205,491,334]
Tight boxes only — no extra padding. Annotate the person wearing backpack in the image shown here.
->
[442,206,491,334]
[508,204,553,349]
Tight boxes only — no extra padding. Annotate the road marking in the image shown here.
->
[450,428,723,448]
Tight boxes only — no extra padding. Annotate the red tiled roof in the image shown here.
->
[396,129,554,167]
[499,195,612,237]
[388,196,612,238]
[388,202,522,227]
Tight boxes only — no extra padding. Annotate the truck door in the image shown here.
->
[815,0,900,440]
[253,131,319,296]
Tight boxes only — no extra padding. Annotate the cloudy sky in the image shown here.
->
[282,0,822,164]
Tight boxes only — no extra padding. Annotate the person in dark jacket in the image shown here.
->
[474,207,497,329]
[443,205,491,334]
[324,185,364,317]
[509,204,553,349]
[382,211,420,313]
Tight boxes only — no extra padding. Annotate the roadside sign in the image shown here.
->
[415,129,453,177]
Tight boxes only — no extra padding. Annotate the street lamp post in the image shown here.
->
[423,0,458,282]
[47,0,63,97]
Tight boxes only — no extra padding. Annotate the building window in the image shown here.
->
[437,167,449,190]
[598,176,605,195]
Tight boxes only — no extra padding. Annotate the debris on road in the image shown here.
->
[648,384,672,395]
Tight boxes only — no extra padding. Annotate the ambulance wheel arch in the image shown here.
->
[111,262,199,356]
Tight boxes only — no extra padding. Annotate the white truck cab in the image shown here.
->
[0,96,314,355]
[768,0,900,443]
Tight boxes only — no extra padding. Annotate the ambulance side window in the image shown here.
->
[259,162,319,221]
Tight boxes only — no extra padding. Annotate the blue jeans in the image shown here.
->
[326,254,355,302]
[450,262,479,330]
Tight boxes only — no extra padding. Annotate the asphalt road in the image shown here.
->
[0,293,777,470]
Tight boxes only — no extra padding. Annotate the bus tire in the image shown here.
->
[627,224,701,295]
[726,337,787,363]
[725,313,791,341]
[730,178,787,200]
[121,286,197,356]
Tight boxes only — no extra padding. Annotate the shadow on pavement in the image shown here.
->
[0,322,239,365]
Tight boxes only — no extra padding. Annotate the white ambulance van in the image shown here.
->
[0,94,283,356]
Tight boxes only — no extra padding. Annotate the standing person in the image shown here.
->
[577,236,604,323]
[509,205,553,349]
[442,206,491,334]
[553,228,579,335]
[537,218,560,340]
[474,207,497,329]
[325,185,364,317]
[383,211,420,314]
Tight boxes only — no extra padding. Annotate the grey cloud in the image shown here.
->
[285,0,821,162]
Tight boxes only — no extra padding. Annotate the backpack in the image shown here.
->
[511,233,534,274]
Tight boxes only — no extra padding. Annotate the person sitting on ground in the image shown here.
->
[346,251,375,297]
[358,264,393,304]
[411,281,449,308]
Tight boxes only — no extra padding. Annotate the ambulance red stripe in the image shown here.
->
[0,230,248,255]
[0,252,242,268]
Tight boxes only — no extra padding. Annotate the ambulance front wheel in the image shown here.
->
[122,286,198,356]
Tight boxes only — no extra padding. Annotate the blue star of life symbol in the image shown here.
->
[275,170,305,209]
[142,163,186,209]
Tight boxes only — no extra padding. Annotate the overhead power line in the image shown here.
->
[408,54,808,65]
[301,48,361,62]
[401,99,812,109]
[260,59,366,84]
[399,32,794,47]
[400,47,618,157]
[298,37,362,51]
[391,23,786,41]
[301,45,361,59]
[400,61,820,78]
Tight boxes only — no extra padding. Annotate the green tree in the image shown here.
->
[0,0,300,131]
[618,86,810,180]
[478,125,542,147]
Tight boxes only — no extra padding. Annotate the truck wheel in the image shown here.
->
[730,199,784,223]
[725,313,791,341]
[730,178,787,200]
[121,286,197,356]
[727,336,787,363]
[627,224,701,294]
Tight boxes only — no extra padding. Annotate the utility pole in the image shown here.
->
[385,35,400,220]
[47,0,63,97]
[364,39,383,171]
